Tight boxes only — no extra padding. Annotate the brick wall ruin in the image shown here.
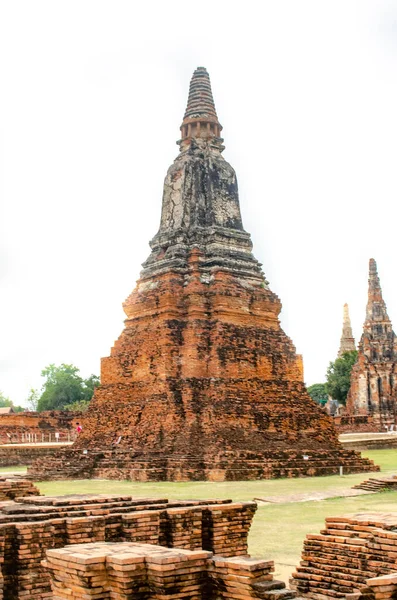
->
[0,445,73,468]
[0,411,81,444]
[0,494,256,599]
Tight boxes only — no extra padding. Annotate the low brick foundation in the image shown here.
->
[0,410,81,444]
[43,542,285,600]
[334,416,380,434]
[27,446,379,481]
[0,494,256,599]
[291,512,397,598]
[340,437,397,451]
[0,444,70,467]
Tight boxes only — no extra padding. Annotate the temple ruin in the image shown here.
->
[29,67,377,481]
[346,259,397,429]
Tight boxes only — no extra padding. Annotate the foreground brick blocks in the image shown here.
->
[0,494,256,599]
[291,512,397,598]
[43,542,277,600]
[0,474,40,500]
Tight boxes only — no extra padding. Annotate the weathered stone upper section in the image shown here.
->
[361,258,396,362]
[365,259,391,327]
[140,67,264,284]
[338,303,356,357]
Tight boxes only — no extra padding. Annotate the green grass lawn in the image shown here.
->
[0,466,27,473]
[6,449,397,584]
[34,448,396,500]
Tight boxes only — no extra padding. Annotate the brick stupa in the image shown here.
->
[346,259,397,429]
[29,68,377,481]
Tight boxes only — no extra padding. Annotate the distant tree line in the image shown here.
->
[2,364,99,413]
[0,391,24,413]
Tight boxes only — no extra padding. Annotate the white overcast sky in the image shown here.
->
[1,1,397,405]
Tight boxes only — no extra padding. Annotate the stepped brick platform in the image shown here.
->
[44,542,296,600]
[0,493,256,599]
[291,512,397,598]
[352,476,397,492]
[29,67,379,482]
[28,446,378,481]
[0,474,40,500]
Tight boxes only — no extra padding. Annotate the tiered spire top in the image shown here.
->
[338,303,356,356]
[183,67,219,120]
[365,258,391,326]
[179,67,223,145]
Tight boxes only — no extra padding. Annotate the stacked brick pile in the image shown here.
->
[0,474,40,500]
[29,68,378,481]
[43,542,295,600]
[203,503,256,557]
[291,512,397,598]
[121,510,161,544]
[347,573,397,600]
[208,555,277,600]
[160,507,203,549]
[352,476,397,492]
[0,494,256,599]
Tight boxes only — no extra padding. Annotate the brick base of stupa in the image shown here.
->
[27,445,378,481]
[28,268,379,482]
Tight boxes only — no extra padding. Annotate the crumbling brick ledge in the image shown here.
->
[0,494,257,599]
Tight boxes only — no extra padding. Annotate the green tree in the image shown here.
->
[0,391,24,412]
[26,388,39,411]
[63,399,91,412]
[36,364,99,412]
[82,374,100,401]
[307,383,328,406]
[325,350,358,405]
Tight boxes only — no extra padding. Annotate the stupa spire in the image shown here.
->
[365,258,391,327]
[28,66,377,482]
[179,67,223,149]
[141,66,262,283]
[338,303,356,356]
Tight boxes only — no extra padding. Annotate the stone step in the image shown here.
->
[253,580,287,592]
